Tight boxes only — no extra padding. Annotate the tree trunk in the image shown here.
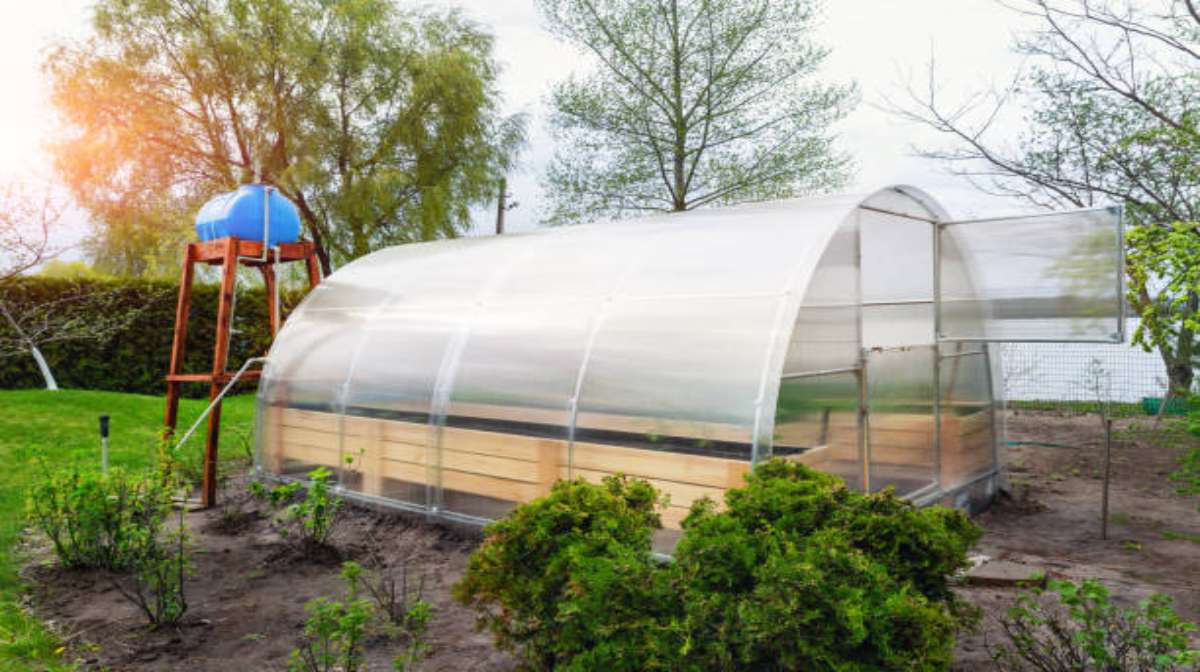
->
[0,301,58,391]
[30,345,58,391]
[291,194,333,277]
[1167,290,1197,395]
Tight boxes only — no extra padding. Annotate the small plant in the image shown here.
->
[109,505,191,629]
[290,561,434,672]
[27,464,172,571]
[342,561,432,636]
[288,592,372,672]
[988,578,1200,671]
[252,467,344,547]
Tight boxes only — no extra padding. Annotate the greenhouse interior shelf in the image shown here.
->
[255,185,1125,545]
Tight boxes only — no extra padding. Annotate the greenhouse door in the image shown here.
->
[934,206,1126,343]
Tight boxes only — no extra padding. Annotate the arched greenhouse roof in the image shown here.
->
[261,186,947,458]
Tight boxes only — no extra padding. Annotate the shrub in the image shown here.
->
[988,578,1200,671]
[109,506,191,629]
[252,467,344,547]
[339,561,434,670]
[290,561,435,672]
[452,475,673,671]
[673,460,976,670]
[0,276,307,397]
[456,460,982,671]
[26,464,172,571]
[288,593,372,672]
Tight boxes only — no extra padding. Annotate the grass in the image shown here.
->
[0,389,256,671]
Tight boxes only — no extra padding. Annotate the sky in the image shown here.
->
[0,0,1039,253]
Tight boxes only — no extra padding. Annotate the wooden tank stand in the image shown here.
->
[163,237,321,508]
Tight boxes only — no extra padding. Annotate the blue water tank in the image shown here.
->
[194,184,302,246]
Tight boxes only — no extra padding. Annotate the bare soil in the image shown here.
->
[953,411,1200,668]
[24,411,1200,671]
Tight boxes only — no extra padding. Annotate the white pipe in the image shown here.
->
[171,356,268,453]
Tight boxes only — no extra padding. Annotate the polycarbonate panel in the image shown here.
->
[257,307,371,479]
[867,346,937,496]
[860,202,934,304]
[938,345,996,489]
[439,300,596,519]
[938,207,1124,342]
[784,216,860,374]
[336,304,462,508]
[574,295,779,455]
[773,372,862,489]
[859,197,937,350]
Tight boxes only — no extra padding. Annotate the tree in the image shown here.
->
[47,0,525,276]
[537,0,855,225]
[0,181,158,390]
[889,0,1199,394]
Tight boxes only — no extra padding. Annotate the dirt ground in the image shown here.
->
[23,411,1200,671]
[953,411,1200,669]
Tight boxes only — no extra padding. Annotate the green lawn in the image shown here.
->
[0,389,256,670]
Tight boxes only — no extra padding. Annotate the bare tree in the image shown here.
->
[0,181,163,390]
[888,0,1200,394]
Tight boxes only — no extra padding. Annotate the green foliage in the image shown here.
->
[48,0,525,273]
[0,276,306,396]
[26,461,191,629]
[674,460,977,671]
[989,579,1200,671]
[288,593,373,672]
[26,464,172,571]
[110,506,192,629]
[0,390,255,670]
[253,468,344,547]
[537,0,854,224]
[340,561,434,670]
[291,561,434,672]
[455,461,980,671]
[453,475,670,670]
[1128,223,1200,395]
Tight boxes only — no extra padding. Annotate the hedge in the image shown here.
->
[0,276,308,397]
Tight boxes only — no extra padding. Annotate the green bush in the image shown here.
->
[455,460,982,672]
[988,578,1200,671]
[453,475,674,671]
[26,465,173,570]
[0,276,307,397]
[110,507,191,629]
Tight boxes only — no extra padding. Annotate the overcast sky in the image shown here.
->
[0,0,1039,252]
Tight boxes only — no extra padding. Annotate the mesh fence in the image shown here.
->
[998,321,1169,409]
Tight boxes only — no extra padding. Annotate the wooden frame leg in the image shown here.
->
[163,245,196,439]
[202,237,240,508]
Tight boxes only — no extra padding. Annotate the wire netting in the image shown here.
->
[999,321,1170,411]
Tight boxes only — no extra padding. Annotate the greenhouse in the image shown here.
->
[255,185,1124,532]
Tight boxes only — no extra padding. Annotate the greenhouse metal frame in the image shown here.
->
[254,185,1124,534]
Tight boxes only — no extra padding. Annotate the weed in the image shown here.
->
[1162,530,1200,545]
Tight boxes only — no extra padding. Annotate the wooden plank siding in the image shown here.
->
[265,406,993,529]
[268,407,749,529]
